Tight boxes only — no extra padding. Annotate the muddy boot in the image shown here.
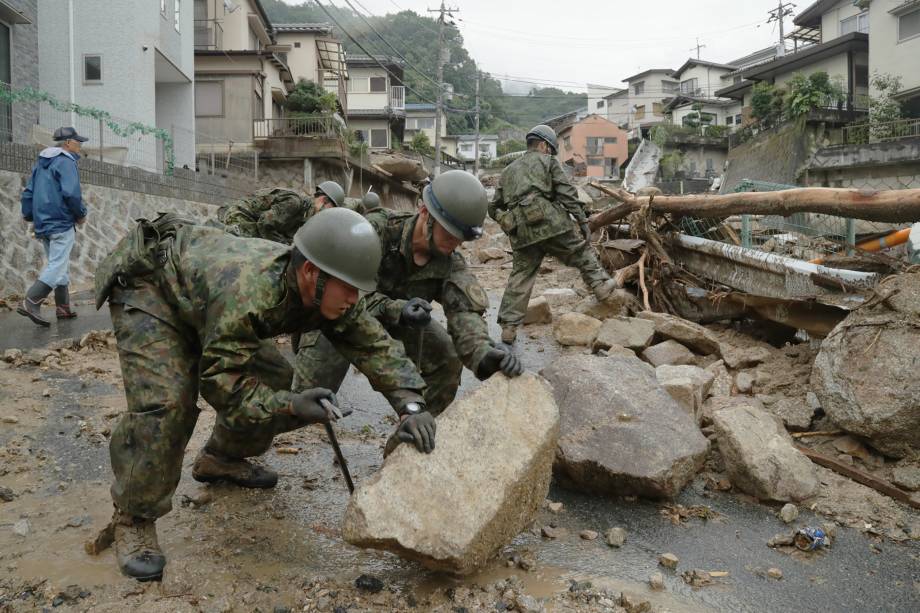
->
[592,279,620,302]
[16,280,52,327]
[192,449,278,488]
[500,325,518,346]
[54,285,78,319]
[113,510,165,582]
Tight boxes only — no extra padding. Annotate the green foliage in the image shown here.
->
[659,151,685,179]
[407,130,432,155]
[703,124,729,138]
[0,86,175,173]
[345,130,369,158]
[261,1,583,130]
[868,72,903,127]
[785,71,844,118]
[750,82,776,124]
[286,79,338,114]
[497,138,526,157]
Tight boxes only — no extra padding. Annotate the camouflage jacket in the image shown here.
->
[218,187,310,244]
[488,151,586,249]
[109,224,425,428]
[363,208,494,374]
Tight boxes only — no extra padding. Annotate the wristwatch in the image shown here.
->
[401,401,423,416]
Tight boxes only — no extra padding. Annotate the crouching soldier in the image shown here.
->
[217,180,346,243]
[295,170,523,447]
[94,208,428,581]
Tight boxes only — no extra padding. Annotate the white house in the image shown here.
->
[344,54,406,150]
[38,0,196,170]
[621,68,679,130]
[273,22,347,111]
[454,134,498,162]
[403,102,446,147]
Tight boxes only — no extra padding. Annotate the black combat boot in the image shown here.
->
[112,510,166,582]
[16,280,53,327]
[54,285,78,319]
[192,448,278,488]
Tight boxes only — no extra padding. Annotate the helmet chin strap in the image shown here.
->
[313,270,328,308]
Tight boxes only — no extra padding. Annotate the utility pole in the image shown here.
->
[767,1,796,57]
[473,70,481,176]
[428,1,459,175]
[689,38,706,60]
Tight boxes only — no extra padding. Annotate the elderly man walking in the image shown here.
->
[18,126,88,326]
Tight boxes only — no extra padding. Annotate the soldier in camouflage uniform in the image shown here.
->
[489,124,618,344]
[342,189,380,216]
[94,208,431,581]
[217,180,346,243]
[296,170,523,426]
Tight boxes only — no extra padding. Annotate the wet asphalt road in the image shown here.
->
[1,293,918,612]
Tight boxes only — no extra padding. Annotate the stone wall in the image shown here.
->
[805,136,920,190]
[719,122,818,193]
[0,169,218,297]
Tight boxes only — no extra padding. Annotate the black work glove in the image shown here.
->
[580,222,591,242]
[290,388,346,423]
[399,297,433,328]
[477,343,524,379]
[396,411,437,453]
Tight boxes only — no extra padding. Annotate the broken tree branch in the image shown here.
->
[588,187,920,231]
[638,250,650,311]
[614,262,640,286]
[796,445,920,510]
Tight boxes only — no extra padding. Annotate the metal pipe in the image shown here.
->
[809,228,911,265]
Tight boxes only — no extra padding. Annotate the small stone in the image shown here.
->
[890,464,920,491]
[579,529,598,541]
[806,392,822,411]
[3,349,22,363]
[1,416,19,424]
[682,569,712,587]
[658,553,679,569]
[641,340,695,367]
[832,435,872,462]
[541,525,566,539]
[541,288,580,307]
[735,371,755,394]
[523,296,552,325]
[12,519,30,536]
[513,593,544,613]
[66,516,85,528]
[547,501,563,514]
[722,345,771,369]
[187,489,213,507]
[779,503,798,524]
[0,487,15,502]
[822,522,838,541]
[553,313,602,346]
[767,567,783,580]
[42,388,52,398]
[354,574,384,593]
[648,572,665,591]
[605,527,627,547]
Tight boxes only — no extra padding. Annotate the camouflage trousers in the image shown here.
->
[108,303,309,520]
[294,318,462,417]
[497,227,610,328]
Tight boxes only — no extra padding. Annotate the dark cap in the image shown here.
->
[53,127,88,143]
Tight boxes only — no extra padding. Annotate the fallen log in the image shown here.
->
[796,445,920,510]
[588,187,920,231]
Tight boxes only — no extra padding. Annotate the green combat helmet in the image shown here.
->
[526,124,558,155]
[421,170,487,241]
[362,190,381,210]
[315,180,346,207]
[293,207,382,293]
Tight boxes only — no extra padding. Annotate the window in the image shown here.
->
[899,8,920,42]
[369,76,387,93]
[460,143,473,152]
[293,41,301,48]
[596,100,604,109]
[634,81,645,95]
[175,0,181,32]
[662,80,679,94]
[706,158,714,172]
[680,78,698,95]
[586,156,604,167]
[735,113,742,124]
[195,81,223,116]
[652,102,663,115]
[586,137,603,154]
[348,78,369,93]
[726,115,734,125]
[840,11,868,36]
[634,104,646,120]
[83,55,102,83]
[855,65,869,88]
[253,90,264,121]
[563,135,571,148]
[733,75,742,84]
[370,128,388,147]
[603,137,617,144]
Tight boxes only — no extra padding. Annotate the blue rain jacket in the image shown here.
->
[21,147,87,237]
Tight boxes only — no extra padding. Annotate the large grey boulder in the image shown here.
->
[641,340,695,367]
[656,365,715,423]
[712,402,818,502]
[592,317,655,352]
[542,354,708,499]
[342,373,559,574]
[812,272,920,458]
[553,313,602,346]
[637,311,722,356]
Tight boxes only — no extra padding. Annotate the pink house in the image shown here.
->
[556,114,628,178]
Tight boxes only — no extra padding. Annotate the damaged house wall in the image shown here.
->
[719,121,818,193]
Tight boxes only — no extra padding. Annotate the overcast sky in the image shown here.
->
[285,0,794,91]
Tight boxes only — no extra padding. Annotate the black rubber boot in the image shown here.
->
[112,510,166,582]
[16,280,53,327]
[54,285,78,319]
[192,449,278,488]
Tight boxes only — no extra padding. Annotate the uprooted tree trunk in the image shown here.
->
[588,184,920,231]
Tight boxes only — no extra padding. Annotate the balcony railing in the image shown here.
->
[837,117,920,146]
[390,86,405,110]
[253,115,340,139]
[194,19,223,50]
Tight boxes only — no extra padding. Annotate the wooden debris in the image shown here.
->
[276,447,301,455]
[791,430,844,439]
[796,445,920,510]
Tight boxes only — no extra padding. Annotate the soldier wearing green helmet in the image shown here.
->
[295,170,523,446]
[489,123,619,344]
[92,208,426,582]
